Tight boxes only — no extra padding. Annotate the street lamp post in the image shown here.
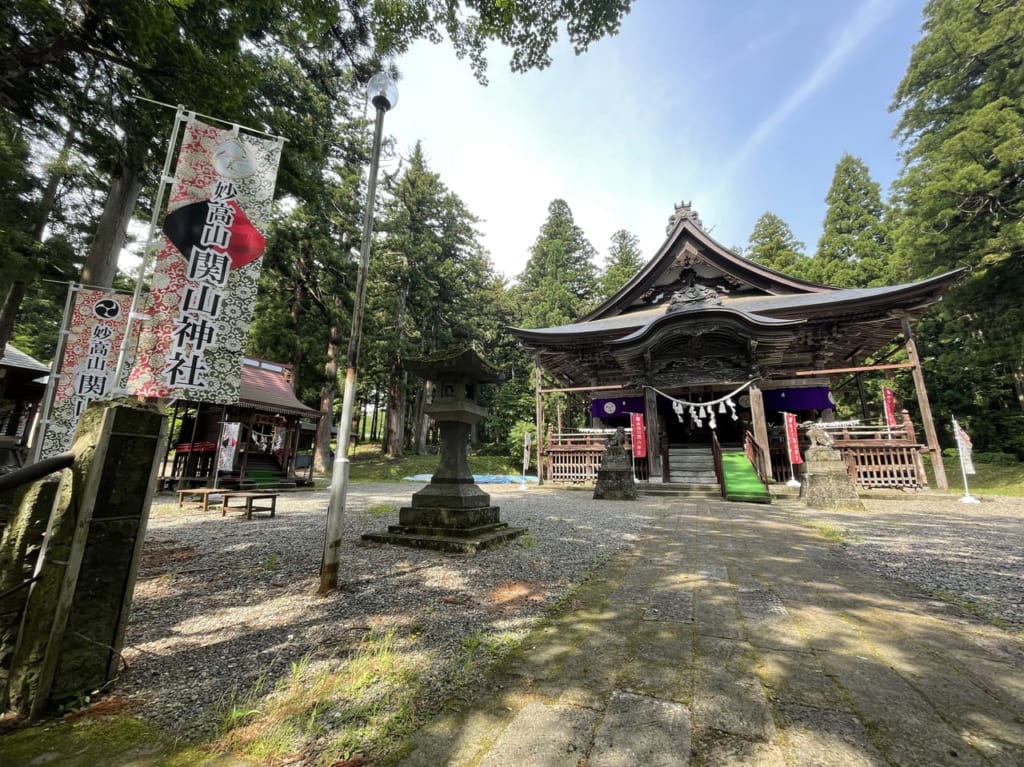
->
[320,73,397,594]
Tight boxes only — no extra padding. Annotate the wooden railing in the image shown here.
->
[543,428,649,483]
[710,431,726,499]
[743,430,771,489]
[767,412,927,490]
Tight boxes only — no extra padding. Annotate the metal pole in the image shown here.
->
[320,100,388,594]
[111,108,187,392]
[29,281,77,463]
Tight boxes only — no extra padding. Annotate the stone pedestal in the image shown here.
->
[593,446,637,501]
[362,349,525,554]
[800,446,864,511]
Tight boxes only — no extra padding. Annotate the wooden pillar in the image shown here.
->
[644,387,660,481]
[856,374,870,420]
[902,319,948,490]
[749,385,771,478]
[534,362,544,486]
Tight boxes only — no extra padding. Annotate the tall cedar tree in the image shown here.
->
[890,0,1024,453]
[517,199,598,329]
[516,199,597,431]
[597,229,645,302]
[1,0,633,353]
[367,143,501,457]
[745,212,812,280]
[811,154,893,288]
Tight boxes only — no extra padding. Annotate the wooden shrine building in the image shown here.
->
[159,357,323,490]
[510,204,960,492]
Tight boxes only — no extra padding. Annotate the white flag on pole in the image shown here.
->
[953,417,976,476]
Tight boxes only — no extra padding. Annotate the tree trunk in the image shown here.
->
[411,379,432,455]
[0,282,29,360]
[0,127,75,357]
[81,139,146,288]
[370,389,380,445]
[385,361,405,459]
[313,332,342,473]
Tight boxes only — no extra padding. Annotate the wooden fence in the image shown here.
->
[543,428,649,483]
[768,413,927,490]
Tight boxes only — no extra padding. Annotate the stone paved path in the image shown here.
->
[391,499,1024,766]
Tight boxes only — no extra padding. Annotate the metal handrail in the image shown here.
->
[0,452,75,494]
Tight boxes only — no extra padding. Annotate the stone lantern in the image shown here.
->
[362,348,526,553]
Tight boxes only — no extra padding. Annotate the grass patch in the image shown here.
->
[345,445,519,483]
[931,589,1016,631]
[364,504,398,517]
[926,455,1024,496]
[216,629,426,765]
[782,512,855,545]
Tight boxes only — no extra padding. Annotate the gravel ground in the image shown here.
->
[118,484,661,736]
[778,491,1024,630]
[118,484,1024,742]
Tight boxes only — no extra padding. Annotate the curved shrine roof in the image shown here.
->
[509,216,962,389]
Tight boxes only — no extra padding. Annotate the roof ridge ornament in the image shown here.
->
[666,200,703,234]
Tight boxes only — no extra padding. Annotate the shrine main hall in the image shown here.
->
[510,204,959,492]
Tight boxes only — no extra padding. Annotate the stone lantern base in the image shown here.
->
[362,479,525,554]
[362,349,526,553]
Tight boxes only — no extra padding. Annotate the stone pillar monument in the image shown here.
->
[800,424,864,511]
[363,349,525,553]
[593,428,638,500]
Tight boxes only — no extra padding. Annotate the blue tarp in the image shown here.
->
[402,474,539,484]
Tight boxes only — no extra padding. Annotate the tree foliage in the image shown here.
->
[890,0,1024,453]
[597,228,644,302]
[363,143,506,455]
[811,153,893,287]
[2,0,634,350]
[744,212,812,279]
[516,199,597,328]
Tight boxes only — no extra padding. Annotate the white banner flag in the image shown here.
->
[40,288,132,458]
[127,118,283,402]
[953,416,976,476]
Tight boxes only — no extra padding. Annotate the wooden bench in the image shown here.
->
[221,491,279,519]
[177,487,223,512]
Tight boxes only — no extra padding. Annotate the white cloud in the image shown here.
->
[711,0,896,196]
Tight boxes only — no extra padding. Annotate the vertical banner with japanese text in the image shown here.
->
[882,387,898,427]
[630,412,647,458]
[217,422,240,473]
[127,118,283,401]
[784,412,803,465]
[953,417,976,475]
[41,289,132,458]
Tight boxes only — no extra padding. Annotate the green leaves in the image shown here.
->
[745,212,811,278]
[890,0,1024,455]
[517,199,597,328]
[812,153,893,288]
[597,228,643,302]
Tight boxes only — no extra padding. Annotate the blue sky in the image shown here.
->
[384,0,926,281]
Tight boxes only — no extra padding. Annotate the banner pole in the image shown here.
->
[111,106,187,394]
[29,281,78,463]
[953,416,979,504]
[784,412,801,487]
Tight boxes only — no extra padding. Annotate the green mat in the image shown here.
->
[720,450,771,504]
